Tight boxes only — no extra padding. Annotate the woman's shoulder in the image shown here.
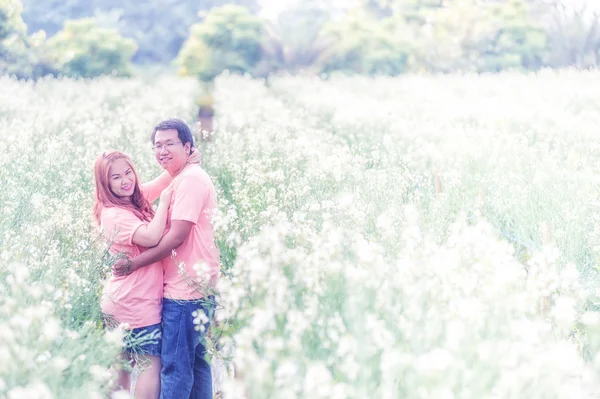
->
[100,206,144,246]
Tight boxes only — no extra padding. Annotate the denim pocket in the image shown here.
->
[161,300,186,357]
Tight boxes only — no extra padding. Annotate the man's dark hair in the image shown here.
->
[152,118,195,153]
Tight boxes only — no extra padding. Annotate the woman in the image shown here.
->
[93,149,200,398]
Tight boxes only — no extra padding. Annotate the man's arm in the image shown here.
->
[112,220,193,276]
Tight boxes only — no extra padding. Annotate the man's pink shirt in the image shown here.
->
[163,165,220,301]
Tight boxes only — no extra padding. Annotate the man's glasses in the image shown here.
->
[152,141,182,152]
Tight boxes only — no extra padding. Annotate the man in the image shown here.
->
[113,118,220,399]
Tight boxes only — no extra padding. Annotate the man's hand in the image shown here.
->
[188,148,202,166]
[112,258,134,277]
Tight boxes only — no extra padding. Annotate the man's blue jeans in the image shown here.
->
[160,297,215,399]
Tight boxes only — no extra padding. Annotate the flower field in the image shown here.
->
[1,71,600,398]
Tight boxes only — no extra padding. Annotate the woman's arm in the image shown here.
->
[141,171,171,203]
[112,220,193,276]
[131,187,173,247]
[141,149,203,203]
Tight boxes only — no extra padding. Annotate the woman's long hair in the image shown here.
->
[93,150,155,225]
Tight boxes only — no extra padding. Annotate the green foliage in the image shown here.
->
[0,0,57,79]
[465,0,548,72]
[176,5,265,82]
[0,9,10,41]
[22,0,259,64]
[0,1,20,64]
[0,0,26,34]
[47,18,137,78]
[6,0,599,77]
[321,14,410,76]
[401,0,548,73]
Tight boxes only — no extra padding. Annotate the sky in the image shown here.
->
[256,0,600,23]
[258,0,360,20]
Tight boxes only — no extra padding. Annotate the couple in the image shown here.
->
[93,118,220,399]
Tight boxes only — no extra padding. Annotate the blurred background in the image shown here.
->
[4,2,600,398]
[2,0,600,82]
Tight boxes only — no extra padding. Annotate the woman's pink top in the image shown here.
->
[99,173,171,329]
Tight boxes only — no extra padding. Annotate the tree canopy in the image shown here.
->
[3,0,600,80]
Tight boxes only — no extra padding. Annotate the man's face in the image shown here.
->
[153,129,190,174]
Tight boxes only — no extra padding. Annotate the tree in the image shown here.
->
[321,12,411,76]
[0,0,26,75]
[47,18,137,78]
[175,5,265,135]
[175,5,265,82]
[21,0,260,64]
[408,0,547,72]
[474,0,548,71]
[0,0,26,35]
[0,0,56,79]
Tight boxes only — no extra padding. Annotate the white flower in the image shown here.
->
[42,318,61,342]
[415,348,454,375]
[274,360,298,383]
[193,309,209,332]
[552,296,578,332]
[0,324,15,343]
[52,357,70,372]
[104,324,127,347]
[581,311,600,327]
[89,364,112,382]
[304,363,333,398]
[35,351,51,363]
[111,390,132,399]
[7,382,53,399]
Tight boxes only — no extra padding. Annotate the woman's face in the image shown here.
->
[108,158,136,199]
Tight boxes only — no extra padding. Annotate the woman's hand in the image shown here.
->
[160,185,173,204]
[188,148,203,166]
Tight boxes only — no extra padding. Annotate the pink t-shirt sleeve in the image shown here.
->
[141,171,171,203]
[100,208,145,246]
[171,176,209,224]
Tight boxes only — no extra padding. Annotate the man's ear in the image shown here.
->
[185,142,191,155]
